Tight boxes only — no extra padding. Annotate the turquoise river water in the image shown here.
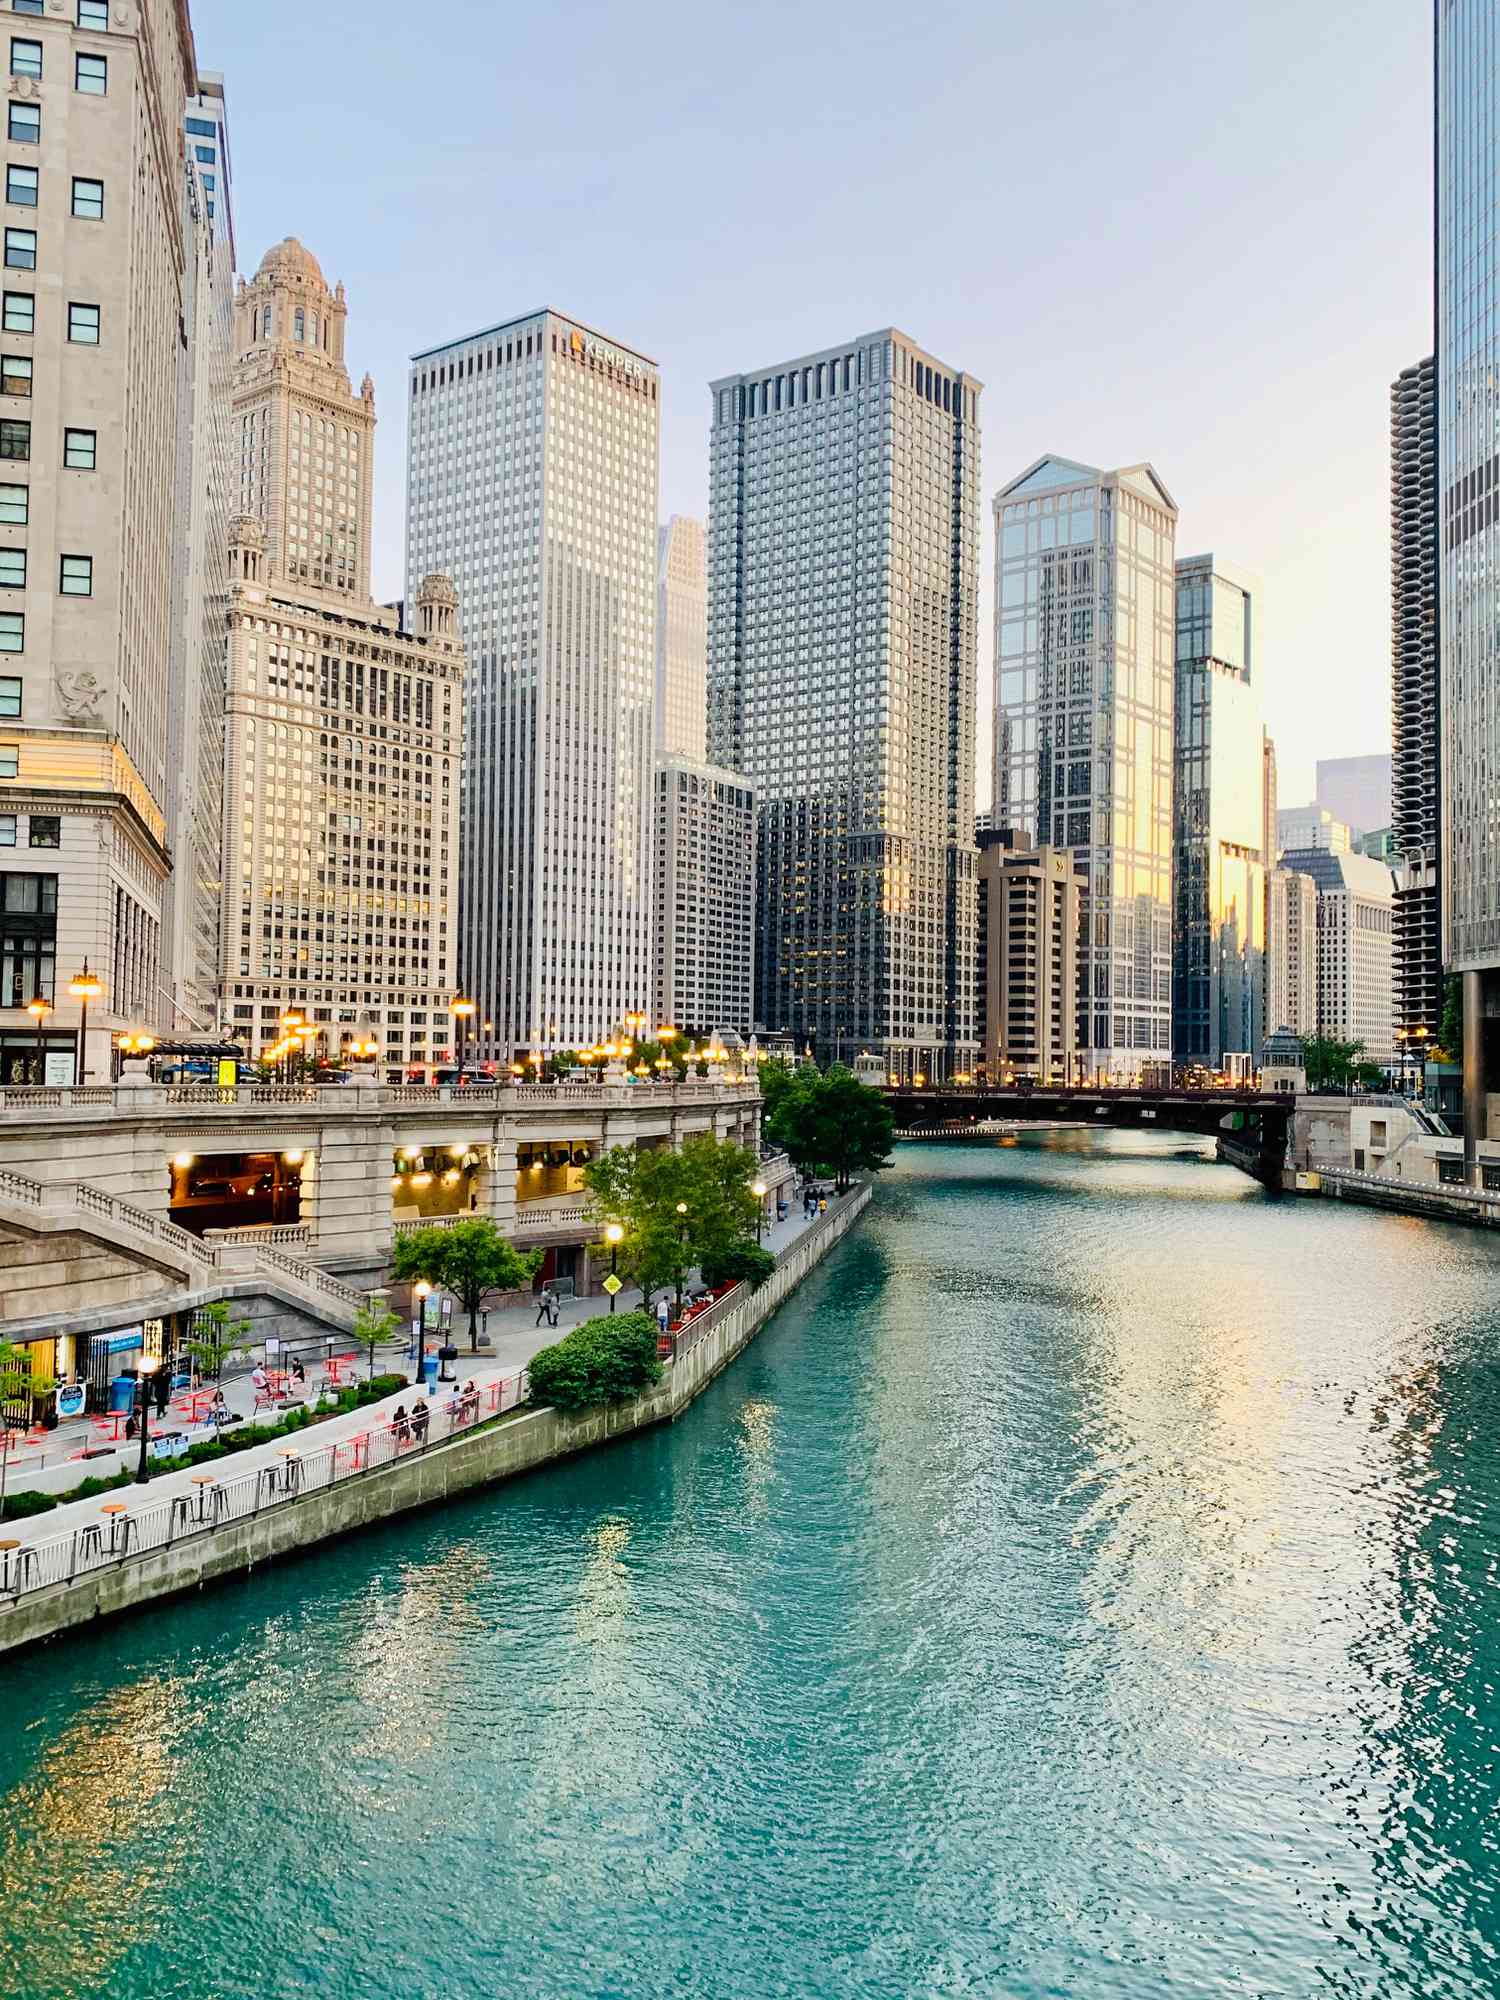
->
[2,1131,1500,1999]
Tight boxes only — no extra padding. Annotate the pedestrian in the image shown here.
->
[535,1285,554,1328]
[655,1295,670,1337]
[547,1290,560,1329]
[411,1396,430,1445]
[818,1196,827,1216]
[154,1366,170,1418]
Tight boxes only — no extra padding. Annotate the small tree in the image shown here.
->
[353,1297,403,1382]
[527,1311,663,1414]
[766,1064,894,1192]
[186,1300,254,1380]
[392,1218,541,1352]
[585,1134,763,1313]
[1303,1036,1385,1094]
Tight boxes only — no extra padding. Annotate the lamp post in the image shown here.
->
[134,1355,158,1485]
[674,1200,688,1316]
[449,992,476,1086]
[605,1220,623,1314]
[412,1279,431,1371]
[280,1009,304,1080]
[751,1178,767,1245]
[66,960,102,1083]
[25,994,51,1083]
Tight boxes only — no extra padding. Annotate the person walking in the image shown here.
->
[535,1285,555,1329]
[547,1289,560,1329]
[655,1295,670,1338]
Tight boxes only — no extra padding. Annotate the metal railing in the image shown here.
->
[0,1077,760,1115]
[1317,1164,1500,1208]
[0,1366,533,1603]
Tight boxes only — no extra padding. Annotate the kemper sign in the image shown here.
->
[566,325,646,378]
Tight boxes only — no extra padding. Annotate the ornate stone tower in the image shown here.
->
[232,238,376,596]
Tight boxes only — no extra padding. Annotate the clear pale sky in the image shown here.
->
[200,0,1430,809]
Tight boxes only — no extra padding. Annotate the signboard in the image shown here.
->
[265,1337,280,1357]
[55,1382,85,1420]
[91,1326,143,1355]
[44,1052,76,1086]
[421,1296,443,1330]
[216,1058,238,1088]
[601,1274,623,1297]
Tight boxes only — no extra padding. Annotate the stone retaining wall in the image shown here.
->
[0,1186,871,1656]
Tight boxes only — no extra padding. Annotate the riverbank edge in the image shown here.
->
[0,1185,872,1658]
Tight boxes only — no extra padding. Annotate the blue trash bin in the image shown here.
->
[109,1375,137,1414]
[421,1352,439,1394]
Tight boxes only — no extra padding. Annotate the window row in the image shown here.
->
[6,38,106,94]
[0,807,58,846]
[0,551,92,594]
[12,1,108,23]
[0,424,95,465]
[4,162,103,218]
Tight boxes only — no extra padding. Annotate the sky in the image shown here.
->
[200,0,1431,811]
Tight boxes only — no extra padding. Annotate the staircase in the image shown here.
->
[0,1169,362,1336]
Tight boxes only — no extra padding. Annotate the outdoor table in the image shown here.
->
[99,1501,130,1554]
[92,1412,125,1443]
[338,1431,369,1471]
[278,1449,302,1495]
[184,1389,216,1421]
[189,1473,219,1524]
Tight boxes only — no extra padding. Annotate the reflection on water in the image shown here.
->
[1,1130,1499,1998]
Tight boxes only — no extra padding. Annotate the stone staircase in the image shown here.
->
[0,1168,362,1337]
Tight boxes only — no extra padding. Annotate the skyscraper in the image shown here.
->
[653,756,755,1037]
[1390,356,1440,1049]
[164,73,235,1035]
[656,515,706,762]
[1281,847,1395,1063]
[0,0,198,1083]
[1315,754,1392,840]
[708,331,980,1080]
[976,830,1081,1084]
[407,313,658,1057]
[1437,2,1499,1167]
[1172,555,1266,1068]
[220,243,464,1075]
[994,457,1177,1080]
[1265,866,1318,1040]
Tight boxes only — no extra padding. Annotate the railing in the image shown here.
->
[1317,1164,1500,1208]
[243,1242,363,1306]
[0,1366,534,1603]
[204,1223,313,1250]
[512,1202,593,1237]
[393,1213,468,1238]
[0,1076,762,1116]
[0,1166,43,1205]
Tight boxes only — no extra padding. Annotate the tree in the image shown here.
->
[584,1134,763,1312]
[1436,976,1463,1064]
[1302,1036,1385,1094]
[186,1300,254,1380]
[527,1310,663,1414]
[765,1063,895,1192]
[352,1297,403,1381]
[392,1218,542,1351]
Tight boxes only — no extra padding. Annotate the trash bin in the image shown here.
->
[437,1343,459,1384]
[109,1375,137,1414]
[421,1350,439,1394]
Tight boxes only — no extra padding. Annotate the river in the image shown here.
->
[2,1130,1499,1999]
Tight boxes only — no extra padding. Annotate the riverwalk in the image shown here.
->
[0,1185,870,1653]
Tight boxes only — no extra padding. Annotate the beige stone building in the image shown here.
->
[976,833,1082,1083]
[221,241,464,1079]
[0,0,198,1083]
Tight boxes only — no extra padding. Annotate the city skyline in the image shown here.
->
[197,0,1430,810]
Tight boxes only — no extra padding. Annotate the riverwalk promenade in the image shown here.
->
[0,1186,870,1652]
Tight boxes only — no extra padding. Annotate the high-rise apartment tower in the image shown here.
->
[1390,356,1440,1048]
[407,312,658,1057]
[994,457,1177,1080]
[708,330,981,1080]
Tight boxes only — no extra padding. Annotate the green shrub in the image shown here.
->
[527,1311,663,1414]
[699,1242,775,1291]
[1,1489,57,1519]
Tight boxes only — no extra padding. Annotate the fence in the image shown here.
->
[0,1366,533,1602]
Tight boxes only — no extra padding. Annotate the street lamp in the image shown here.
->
[134,1355,158,1485]
[604,1220,624,1314]
[751,1178,767,1245]
[348,1019,378,1066]
[280,1010,305,1080]
[449,992,477,1085]
[25,994,51,1082]
[674,1200,689,1316]
[412,1279,431,1370]
[66,961,103,1082]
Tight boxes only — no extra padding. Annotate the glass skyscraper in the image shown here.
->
[1437,0,1500,1165]
[708,331,980,1080]
[993,457,1177,1080]
[1171,555,1266,1068]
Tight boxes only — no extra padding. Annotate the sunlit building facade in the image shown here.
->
[656,514,706,762]
[407,312,658,1058]
[1172,555,1265,1067]
[1390,355,1441,1047]
[976,829,1081,1083]
[1282,846,1394,1062]
[708,330,981,1081]
[994,457,1177,1080]
[653,756,755,1037]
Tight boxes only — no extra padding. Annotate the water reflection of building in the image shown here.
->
[1172,554,1267,1068]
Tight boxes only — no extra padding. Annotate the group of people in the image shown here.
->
[390,1398,431,1447]
[801,1184,830,1221]
[533,1286,562,1329]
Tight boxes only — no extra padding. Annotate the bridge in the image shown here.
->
[883,1084,1292,1186]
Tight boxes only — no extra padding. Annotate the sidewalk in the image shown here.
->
[0,1186,836,1540]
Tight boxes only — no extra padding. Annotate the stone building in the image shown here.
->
[976,830,1082,1083]
[0,0,199,1083]
[653,755,755,1036]
[220,241,463,1078]
[657,514,707,762]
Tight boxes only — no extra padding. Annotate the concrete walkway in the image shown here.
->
[0,1185,837,1542]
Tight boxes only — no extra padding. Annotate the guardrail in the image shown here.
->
[1316,1165,1500,1208]
[0,1077,761,1115]
[0,1367,533,1603]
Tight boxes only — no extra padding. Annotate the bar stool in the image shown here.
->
[277,1449,302,1496]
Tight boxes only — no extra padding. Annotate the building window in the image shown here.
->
[6,100,35,144]
[11,1,43,14]
[66,302,98,344]
[58,553,89,595]
[0,610,22,648]
[193,144,213,164]
[26,813,56,846]
[77,0,108,24]
[0,353,27,397]
[0,675,15,715]
[70,177,102,220]
[4,163,35,207]
[185,115,214,137]
[63,426,93,468]
[0,483,26,522]
[3,290,31,333]
[2,227,32,269]
[74,52,106,94]
[0,417,27,458]
[0,814,13,845]
[8,37,39,77]
[0,744,14,778]
[0,868,56,1007]
[0,548,24,588]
